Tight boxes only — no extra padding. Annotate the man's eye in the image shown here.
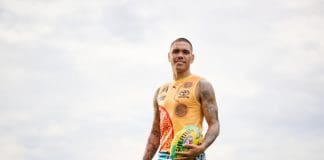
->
[183,50,190,54]
[173,49,180,53]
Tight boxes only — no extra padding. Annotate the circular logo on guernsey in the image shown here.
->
[175,103,188,117]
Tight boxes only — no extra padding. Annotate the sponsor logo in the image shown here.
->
[158,95,166,101]
[178,89,190,98]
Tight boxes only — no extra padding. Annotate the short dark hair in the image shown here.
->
[170,37,193,51]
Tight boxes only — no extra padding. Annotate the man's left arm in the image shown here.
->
[198,79,220,150]
[175,80,220,159]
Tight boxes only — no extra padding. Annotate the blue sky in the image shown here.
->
[1,0,323,159]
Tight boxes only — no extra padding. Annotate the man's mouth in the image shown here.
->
[175,61,185,65]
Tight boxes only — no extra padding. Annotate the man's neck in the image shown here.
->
[173,70,191,81]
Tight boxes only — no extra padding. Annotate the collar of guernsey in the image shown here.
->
[157,74,204,152]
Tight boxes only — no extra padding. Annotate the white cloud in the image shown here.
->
[0,136,27,160]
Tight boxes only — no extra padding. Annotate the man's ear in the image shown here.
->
[191,53,195,63]
[168,52,171,62]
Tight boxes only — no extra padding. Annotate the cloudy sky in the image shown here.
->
[1,0,323,159]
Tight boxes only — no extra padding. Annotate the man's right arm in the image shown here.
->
[143,88,161,160]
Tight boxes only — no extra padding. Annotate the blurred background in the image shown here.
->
[0,0,323,159]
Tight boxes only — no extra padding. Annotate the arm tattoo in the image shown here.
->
[199,80,220,150]
[143,88,161,160]
[202,90,210,97]
[201,90,214,113]
[144,126,160,160]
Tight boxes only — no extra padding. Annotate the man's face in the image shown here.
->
[168,41,194,73]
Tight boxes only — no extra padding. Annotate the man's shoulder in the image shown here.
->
[195,75,214,90]
[157,82,170,92]
[191,74,205,81]
[197,78,215,95]
[160,82,171,87]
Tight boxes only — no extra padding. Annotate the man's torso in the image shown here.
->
[157,74,204,152]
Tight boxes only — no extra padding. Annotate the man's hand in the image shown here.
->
[174,144,205,160]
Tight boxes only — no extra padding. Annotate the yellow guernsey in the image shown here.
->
[157,74,204,152]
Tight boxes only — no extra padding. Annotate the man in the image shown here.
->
[143,38,220,160]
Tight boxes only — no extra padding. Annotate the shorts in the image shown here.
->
[158,152,206,160]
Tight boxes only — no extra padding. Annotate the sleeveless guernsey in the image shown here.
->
[157,74,204,152]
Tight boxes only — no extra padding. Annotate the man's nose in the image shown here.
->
[178,51,185,57]
[176,53,184,59]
